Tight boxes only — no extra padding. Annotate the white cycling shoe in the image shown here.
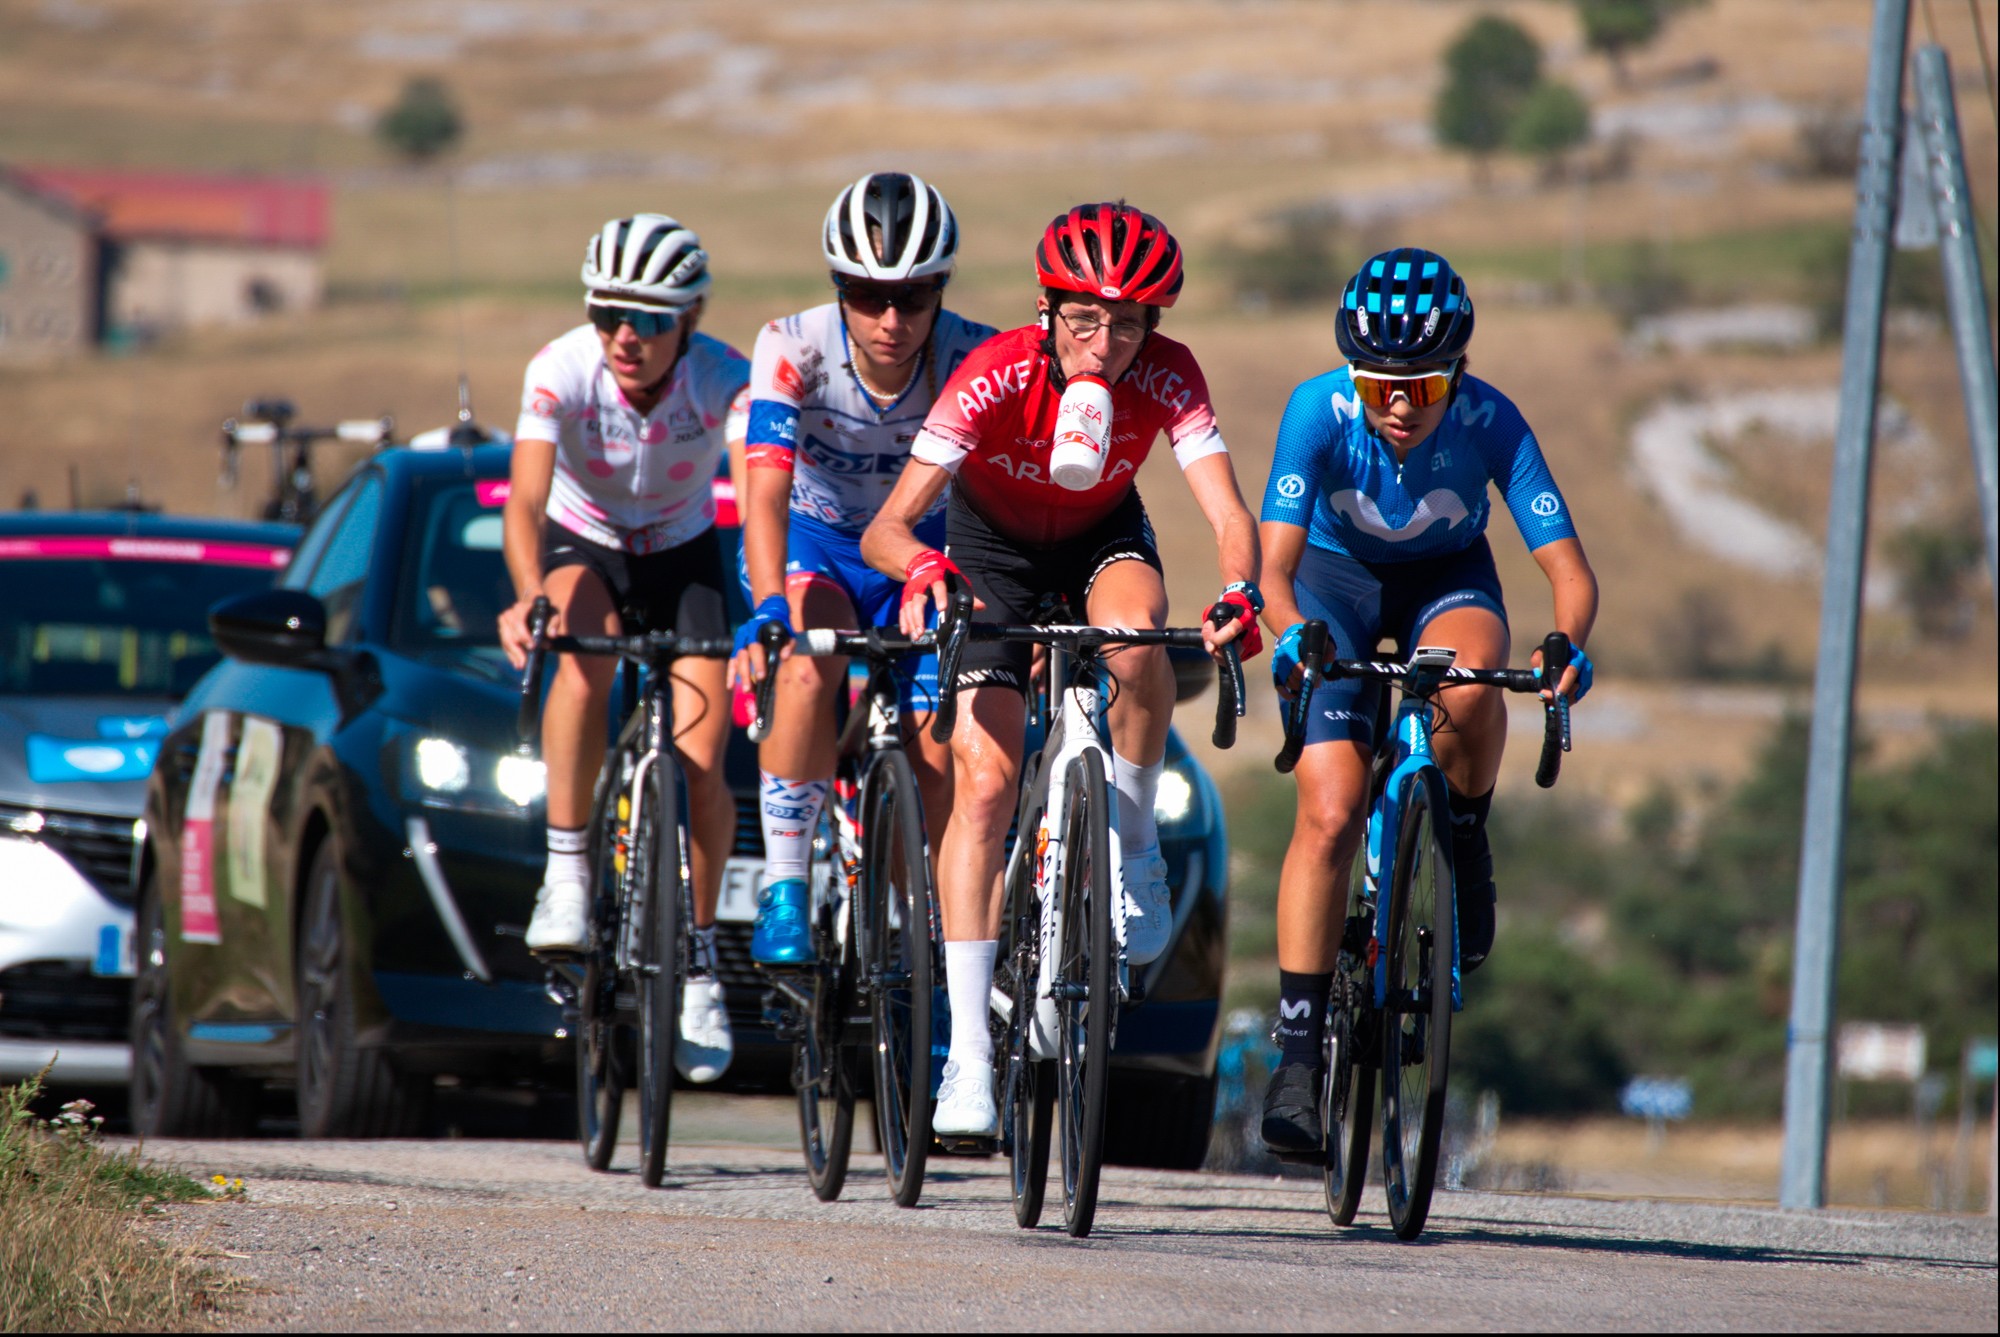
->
[932,1058,998,1138]
[1119,846,1173,965]
[525,882,588,954]
[676,977,734,1084]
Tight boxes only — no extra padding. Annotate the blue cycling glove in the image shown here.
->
[1537,644,1594,702]
[734,594,794,657]
[1271,621,1306,692]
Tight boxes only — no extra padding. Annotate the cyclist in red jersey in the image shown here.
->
[861,202,1261,1138]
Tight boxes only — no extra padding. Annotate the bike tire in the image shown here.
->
[1055,750,1115,1239]
[577,758,631,1171]
[1002,782,1053,1228]
[862,749,935,1207]
[635,758,687,1190]
[1323,972,1374,1226]
[1379,770,1454,1241]
[798,803,857,1202]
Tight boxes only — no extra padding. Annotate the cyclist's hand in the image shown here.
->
[900,549,978,640]
[1531,643,1594,703]
[730,594,793,691]
[1202,589,1263,660]
[499,595,557,671]
[1271,620,1306,700]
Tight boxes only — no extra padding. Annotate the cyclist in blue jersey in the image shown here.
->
[1254,248,1599,1152]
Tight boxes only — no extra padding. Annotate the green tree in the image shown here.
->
[1508,79,1593,182]
[1433,15,1543,185]
[1577,0,1707,86]
[377,75,464,163]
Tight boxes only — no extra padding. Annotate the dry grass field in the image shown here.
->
[2,0,1995,800]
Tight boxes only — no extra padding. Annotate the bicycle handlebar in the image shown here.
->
[929,594,1243,749]
[747,620,791,744]
[1273,621,1575,784]
[514,594,733,746]
[515,596,553,748]
[1208,603,1246,751]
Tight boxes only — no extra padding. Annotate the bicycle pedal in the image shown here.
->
[934,1135,998,1158]
[1272,1148,1329,1167]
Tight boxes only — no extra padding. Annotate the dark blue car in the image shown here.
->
[135,441,1228,1163]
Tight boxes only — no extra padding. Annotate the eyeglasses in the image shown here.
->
[1056,308,1148,344]
[836,279,943,318]
[586,302,688,338]
[1349,362,1458,410]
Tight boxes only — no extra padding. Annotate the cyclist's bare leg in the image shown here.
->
[761,578,852,785]
[672,656,734,928]
[937,684,1024,943]
[1276,739,1373,974]
[1412,605,1511,798]
[1085,557,1173,771]
[906,714,953,854]
[540,565,621,830]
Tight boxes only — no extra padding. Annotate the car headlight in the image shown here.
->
[401,735,543,813]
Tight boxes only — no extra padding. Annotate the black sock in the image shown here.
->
[1447,786,1496,969]
[1274,970,1333,1066]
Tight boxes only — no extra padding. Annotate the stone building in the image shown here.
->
[0,167,327,360]
[0,169,98,359]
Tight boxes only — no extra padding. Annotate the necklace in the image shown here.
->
[845,329,921,407]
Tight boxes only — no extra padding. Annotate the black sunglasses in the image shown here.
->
[586,302,686,338]
[835,278,943,318]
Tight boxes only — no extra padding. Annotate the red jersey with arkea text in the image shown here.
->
[909,325,1227,546]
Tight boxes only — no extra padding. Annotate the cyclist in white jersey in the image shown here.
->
[729,172,994,965]
[497,214,751,1083]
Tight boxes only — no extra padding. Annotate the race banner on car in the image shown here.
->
[225,716,283,907]
[179,711,231,944]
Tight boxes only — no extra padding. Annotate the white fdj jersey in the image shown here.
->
[744,303,996,534]
[516,324,751,554]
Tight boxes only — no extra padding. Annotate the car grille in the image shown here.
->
[0,960,129,1042]
[0,804,139,901]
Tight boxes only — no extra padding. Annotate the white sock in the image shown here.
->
[546,825,589,889]
[1112,752,1163,858]
[690,925,718,979]
[760,772,828,883]
[944,939,997,1069]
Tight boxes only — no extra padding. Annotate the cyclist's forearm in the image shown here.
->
[1534,537,1599,649]
[1258,520,1309,633]
[1186,453,1261,589]
[742,465,793,606]
[861,460,950,579]
[504,438,555,601]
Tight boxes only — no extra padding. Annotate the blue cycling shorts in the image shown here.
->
[1291,536,1507,748]
[736,510,945,715]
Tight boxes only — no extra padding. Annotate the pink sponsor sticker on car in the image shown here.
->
[0,537,291,568]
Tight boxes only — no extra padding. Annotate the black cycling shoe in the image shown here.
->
[1260,1059,1325,1153]
[1453,822,1496,973]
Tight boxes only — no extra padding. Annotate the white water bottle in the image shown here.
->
[1049,373,1113,491]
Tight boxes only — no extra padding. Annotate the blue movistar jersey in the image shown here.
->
[1259,368,1576,562]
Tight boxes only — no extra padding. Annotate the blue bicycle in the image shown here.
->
[1275,624,1573,1240]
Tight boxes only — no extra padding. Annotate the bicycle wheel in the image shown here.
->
[1001,787,1053,1228]
[1054,750,1115,1239]
[1378,770,1455,1240]
[1322,968,1374,1226]
[577,752,633,1170]
[635,756,688,1189]
[862,749,935,1207]
[797,803,857,1202]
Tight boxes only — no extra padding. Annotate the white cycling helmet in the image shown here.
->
[822,172,958,283]
[581,214,711,306]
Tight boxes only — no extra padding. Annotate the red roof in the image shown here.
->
[13,167,327,248]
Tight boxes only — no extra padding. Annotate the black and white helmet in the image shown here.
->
[822,172,958,283]
[581,214,711,306]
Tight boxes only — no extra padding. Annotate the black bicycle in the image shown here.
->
[931,593,1244,1237]
[1276,624,1573,1239]
[747,622,943,1206]
[516,596,734,1188]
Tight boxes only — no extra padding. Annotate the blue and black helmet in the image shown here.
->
[1334,248,1474,368]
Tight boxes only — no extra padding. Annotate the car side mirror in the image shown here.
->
[1167,644,1215,704]
[209,588,329,669]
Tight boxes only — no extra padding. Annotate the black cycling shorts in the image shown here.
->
[943,489,1164,692]
[541,518,729,641]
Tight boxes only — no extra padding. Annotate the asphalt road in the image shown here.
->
[135,1101,1996,1333]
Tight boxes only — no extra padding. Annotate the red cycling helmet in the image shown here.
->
[1034,203,1184,307]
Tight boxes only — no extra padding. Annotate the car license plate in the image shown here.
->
[93,923,135,978]
[716,856,763,923]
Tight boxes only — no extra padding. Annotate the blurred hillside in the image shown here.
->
[2,0,1995,807]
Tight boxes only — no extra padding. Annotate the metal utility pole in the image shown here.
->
[1913,44,2000,596]
[1778,0,1909,1212]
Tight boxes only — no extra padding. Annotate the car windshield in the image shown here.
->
[391,480,515,656]
[0,539,291,697]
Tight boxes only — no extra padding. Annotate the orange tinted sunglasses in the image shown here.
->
[1350,362,1458,410]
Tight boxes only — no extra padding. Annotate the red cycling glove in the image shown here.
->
[902,549,966,615]
[1204,590,1263,659]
